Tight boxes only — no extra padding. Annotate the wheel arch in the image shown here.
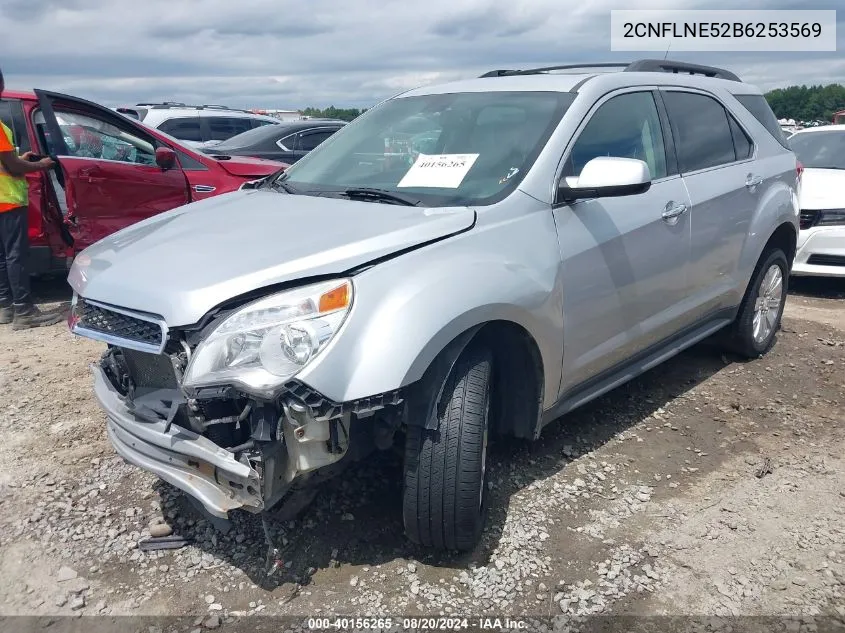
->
[403,318,545,441]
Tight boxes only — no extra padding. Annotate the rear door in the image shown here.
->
[661,89,758,317]
[34,90,191,251]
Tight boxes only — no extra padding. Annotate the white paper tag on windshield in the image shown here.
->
[397,153,479,188]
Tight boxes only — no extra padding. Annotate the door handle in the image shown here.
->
[745,174,763,188]
[192,184,216,193]
[661,202,689,222]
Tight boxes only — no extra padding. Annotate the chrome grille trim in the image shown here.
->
[72,297,168,354]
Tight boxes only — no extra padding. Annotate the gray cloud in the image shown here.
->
[1,0,842,110]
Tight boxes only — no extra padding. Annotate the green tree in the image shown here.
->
[765,83,845,122]
[300,106,366,122]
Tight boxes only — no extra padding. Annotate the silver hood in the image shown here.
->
[68,190,476,326]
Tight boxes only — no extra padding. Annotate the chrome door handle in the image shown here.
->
[192,184,216,193]
[662,202,688,222]
[746,174,763,188]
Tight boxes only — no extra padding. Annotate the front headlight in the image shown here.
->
[183,279,352,395]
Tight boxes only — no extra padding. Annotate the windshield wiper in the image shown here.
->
[342,188,421,206]
[265,175,299,194]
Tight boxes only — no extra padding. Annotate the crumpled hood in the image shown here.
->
[68,191,475,326]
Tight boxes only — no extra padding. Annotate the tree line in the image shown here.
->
[301,106,367,122]
[764,83,845,122]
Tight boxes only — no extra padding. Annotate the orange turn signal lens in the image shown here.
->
[318,282,351,313]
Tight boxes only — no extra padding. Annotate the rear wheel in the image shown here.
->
[403,346,492,551]
[724,248,788,358]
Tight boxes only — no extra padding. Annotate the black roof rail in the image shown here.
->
[479,59,741,82]
[624,59,741,82]
[479,63,628,78]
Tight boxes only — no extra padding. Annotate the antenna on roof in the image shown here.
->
[663,43,671,60]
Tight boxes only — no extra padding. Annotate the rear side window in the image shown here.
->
[663,92,736,173]
[158,117,202,142]
[207,117,253,141]
[735,94,790,148]
[298,129,335,152]
[728,116,753,160]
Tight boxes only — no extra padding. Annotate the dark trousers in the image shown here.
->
[0,207,31,306]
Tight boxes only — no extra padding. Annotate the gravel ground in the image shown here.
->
[0,276,843,630]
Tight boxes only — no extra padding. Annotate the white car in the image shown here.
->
[113,103,280,148]
[789,127,845,277]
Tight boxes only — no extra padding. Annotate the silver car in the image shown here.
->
[68,59,799,553]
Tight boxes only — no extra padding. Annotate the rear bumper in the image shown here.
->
[92,364,263,518]
[792,226,845,278]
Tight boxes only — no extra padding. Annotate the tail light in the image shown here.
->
[796,160,804,179]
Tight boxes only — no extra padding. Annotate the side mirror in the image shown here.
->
[558,157,652,203]
[155,146,177,170]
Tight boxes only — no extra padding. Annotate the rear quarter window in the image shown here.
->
[734,95,790,149]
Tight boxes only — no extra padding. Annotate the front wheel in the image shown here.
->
[402,346,492,551]
[724,248,789,358]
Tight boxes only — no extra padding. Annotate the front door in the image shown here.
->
[553,89,693,393]
[34,90,191,251]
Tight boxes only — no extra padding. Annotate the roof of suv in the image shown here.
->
[115,103,281,126]
[401,59,763,99]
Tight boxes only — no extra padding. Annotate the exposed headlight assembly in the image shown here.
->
[183,279,352,396]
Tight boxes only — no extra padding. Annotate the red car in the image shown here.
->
[0,89,287,275]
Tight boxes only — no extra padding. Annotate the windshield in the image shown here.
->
[276,91,575,206]
[789,131,845,170]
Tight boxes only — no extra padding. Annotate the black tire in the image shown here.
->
[403,346,492,551]
[723,248,789,358]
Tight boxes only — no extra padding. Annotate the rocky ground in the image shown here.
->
[0,277,843,632]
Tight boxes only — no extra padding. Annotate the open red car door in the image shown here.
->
[34,89,191,251]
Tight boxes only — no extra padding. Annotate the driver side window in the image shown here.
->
[49,110,156,165]
[566,91,668,181]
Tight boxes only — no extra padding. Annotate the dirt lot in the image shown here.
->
[0,277,843,630]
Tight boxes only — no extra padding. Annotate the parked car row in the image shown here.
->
[113,102,281,149]
[0,89,287,274]
[65,59,808,555]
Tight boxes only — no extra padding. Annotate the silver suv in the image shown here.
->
[69,59,799,554]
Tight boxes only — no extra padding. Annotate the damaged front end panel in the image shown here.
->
[93,339,402,520]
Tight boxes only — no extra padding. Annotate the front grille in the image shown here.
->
[121,348,178,390]
[78,299,163,348]
[807,254,845,267]
[800,210,820,230]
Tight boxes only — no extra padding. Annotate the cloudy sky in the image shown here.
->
[2,0,843,110]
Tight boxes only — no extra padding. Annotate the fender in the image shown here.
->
[295,208,564,409]
[734,169,799,300]
[402,325,483,430]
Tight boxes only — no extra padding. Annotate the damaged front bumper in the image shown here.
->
[92,363,263,518]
